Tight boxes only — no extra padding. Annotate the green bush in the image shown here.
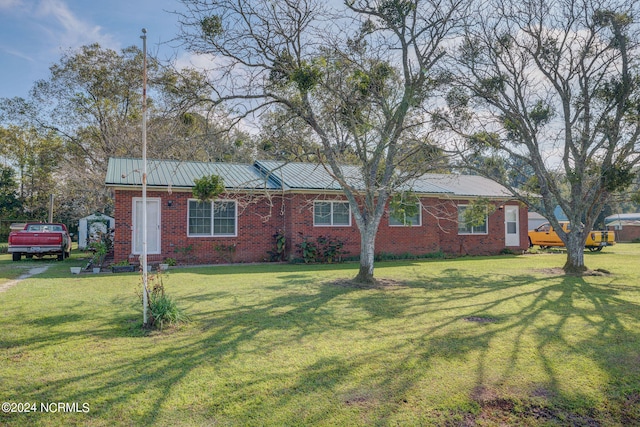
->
[214,243,236,263]
[193,174,224,202]
[295,234,346,263]
[173,245,194,263]
[296,236,318,263]
[374,251,445,261]
[316,236,345,263]
[141,275,189,331]
[149,294,190,331]
[267,230,287,262]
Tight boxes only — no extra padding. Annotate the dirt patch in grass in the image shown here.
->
[464,316,499,323]
[329,278,408,289]
[472,386,515,411]
[530,385,556,400]
[535,267,612,277]
[621,392,640,425]
[535,267,567,276]
[341,388,379,409]
[343,395,372,406]
[466,386,602,426]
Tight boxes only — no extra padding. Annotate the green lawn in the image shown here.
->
[1,246,640,426]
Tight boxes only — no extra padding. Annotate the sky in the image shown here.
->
[0,0,191,99]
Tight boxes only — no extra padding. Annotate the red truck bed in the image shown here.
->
[8,223,71,261]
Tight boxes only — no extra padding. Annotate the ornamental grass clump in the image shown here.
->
[139,273,190,331]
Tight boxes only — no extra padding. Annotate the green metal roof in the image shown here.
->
[106,158,513,198]
[254,160,362,191]
[106,158,281,190]
[254,161,509,197]
[407,174,512,198]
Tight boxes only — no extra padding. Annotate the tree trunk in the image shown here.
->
[354,224,377,284]
[563,232,587,274]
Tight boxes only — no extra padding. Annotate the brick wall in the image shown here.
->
[607,225,640,242]
[113,188,528,265]
[376,197,448,256]
[436,200,528,255]
[281,194,452,261]
[113,189,285,265]
[284,193,362,261]
[271,194,527,260]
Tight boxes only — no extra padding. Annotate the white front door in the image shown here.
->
[505,205,520,247]
[132,198,161,254]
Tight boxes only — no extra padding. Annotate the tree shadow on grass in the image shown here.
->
[1,279,363,425]
[2,265,640,426]
[26,313,84,327]
[452,274,640,425]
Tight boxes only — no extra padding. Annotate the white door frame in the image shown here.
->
[504,205,520,247]
[132,197,161,254]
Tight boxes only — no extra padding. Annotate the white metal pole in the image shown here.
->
[141,28,149,327]
[48,194,54,223]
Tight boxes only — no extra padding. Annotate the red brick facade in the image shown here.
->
[607,225,640,242]
[112,188,529,265]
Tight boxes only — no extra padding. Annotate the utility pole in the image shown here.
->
[141,28,149,328]
[48,194,54,223]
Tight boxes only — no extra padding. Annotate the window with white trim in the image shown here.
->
[314,201,351,226]
[188,199,237,236]
[389,202,422,227]
[457,205,487,234]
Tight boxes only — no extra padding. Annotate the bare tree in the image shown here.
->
[177,0,465,282]
[256,108,325,162]
[440,0,640,273]
[0,43,249,220]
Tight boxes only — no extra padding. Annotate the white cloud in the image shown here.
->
[175,51,217,72]
[35,0,118,51]
[2,46,34,62]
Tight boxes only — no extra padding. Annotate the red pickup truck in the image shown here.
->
[8,223,71,261]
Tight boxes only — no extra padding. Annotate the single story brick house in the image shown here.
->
[605,213,640,242]
[105,158,529,265]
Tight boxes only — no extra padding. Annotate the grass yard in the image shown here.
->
[1,246,640,426]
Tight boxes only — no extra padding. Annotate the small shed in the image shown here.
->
[78,213,115,250]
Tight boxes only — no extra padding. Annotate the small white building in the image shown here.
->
[78,213,115,250]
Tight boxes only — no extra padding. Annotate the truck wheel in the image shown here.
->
[12,252,21,262]
[528,237,533,248]
[588,247,603,252]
